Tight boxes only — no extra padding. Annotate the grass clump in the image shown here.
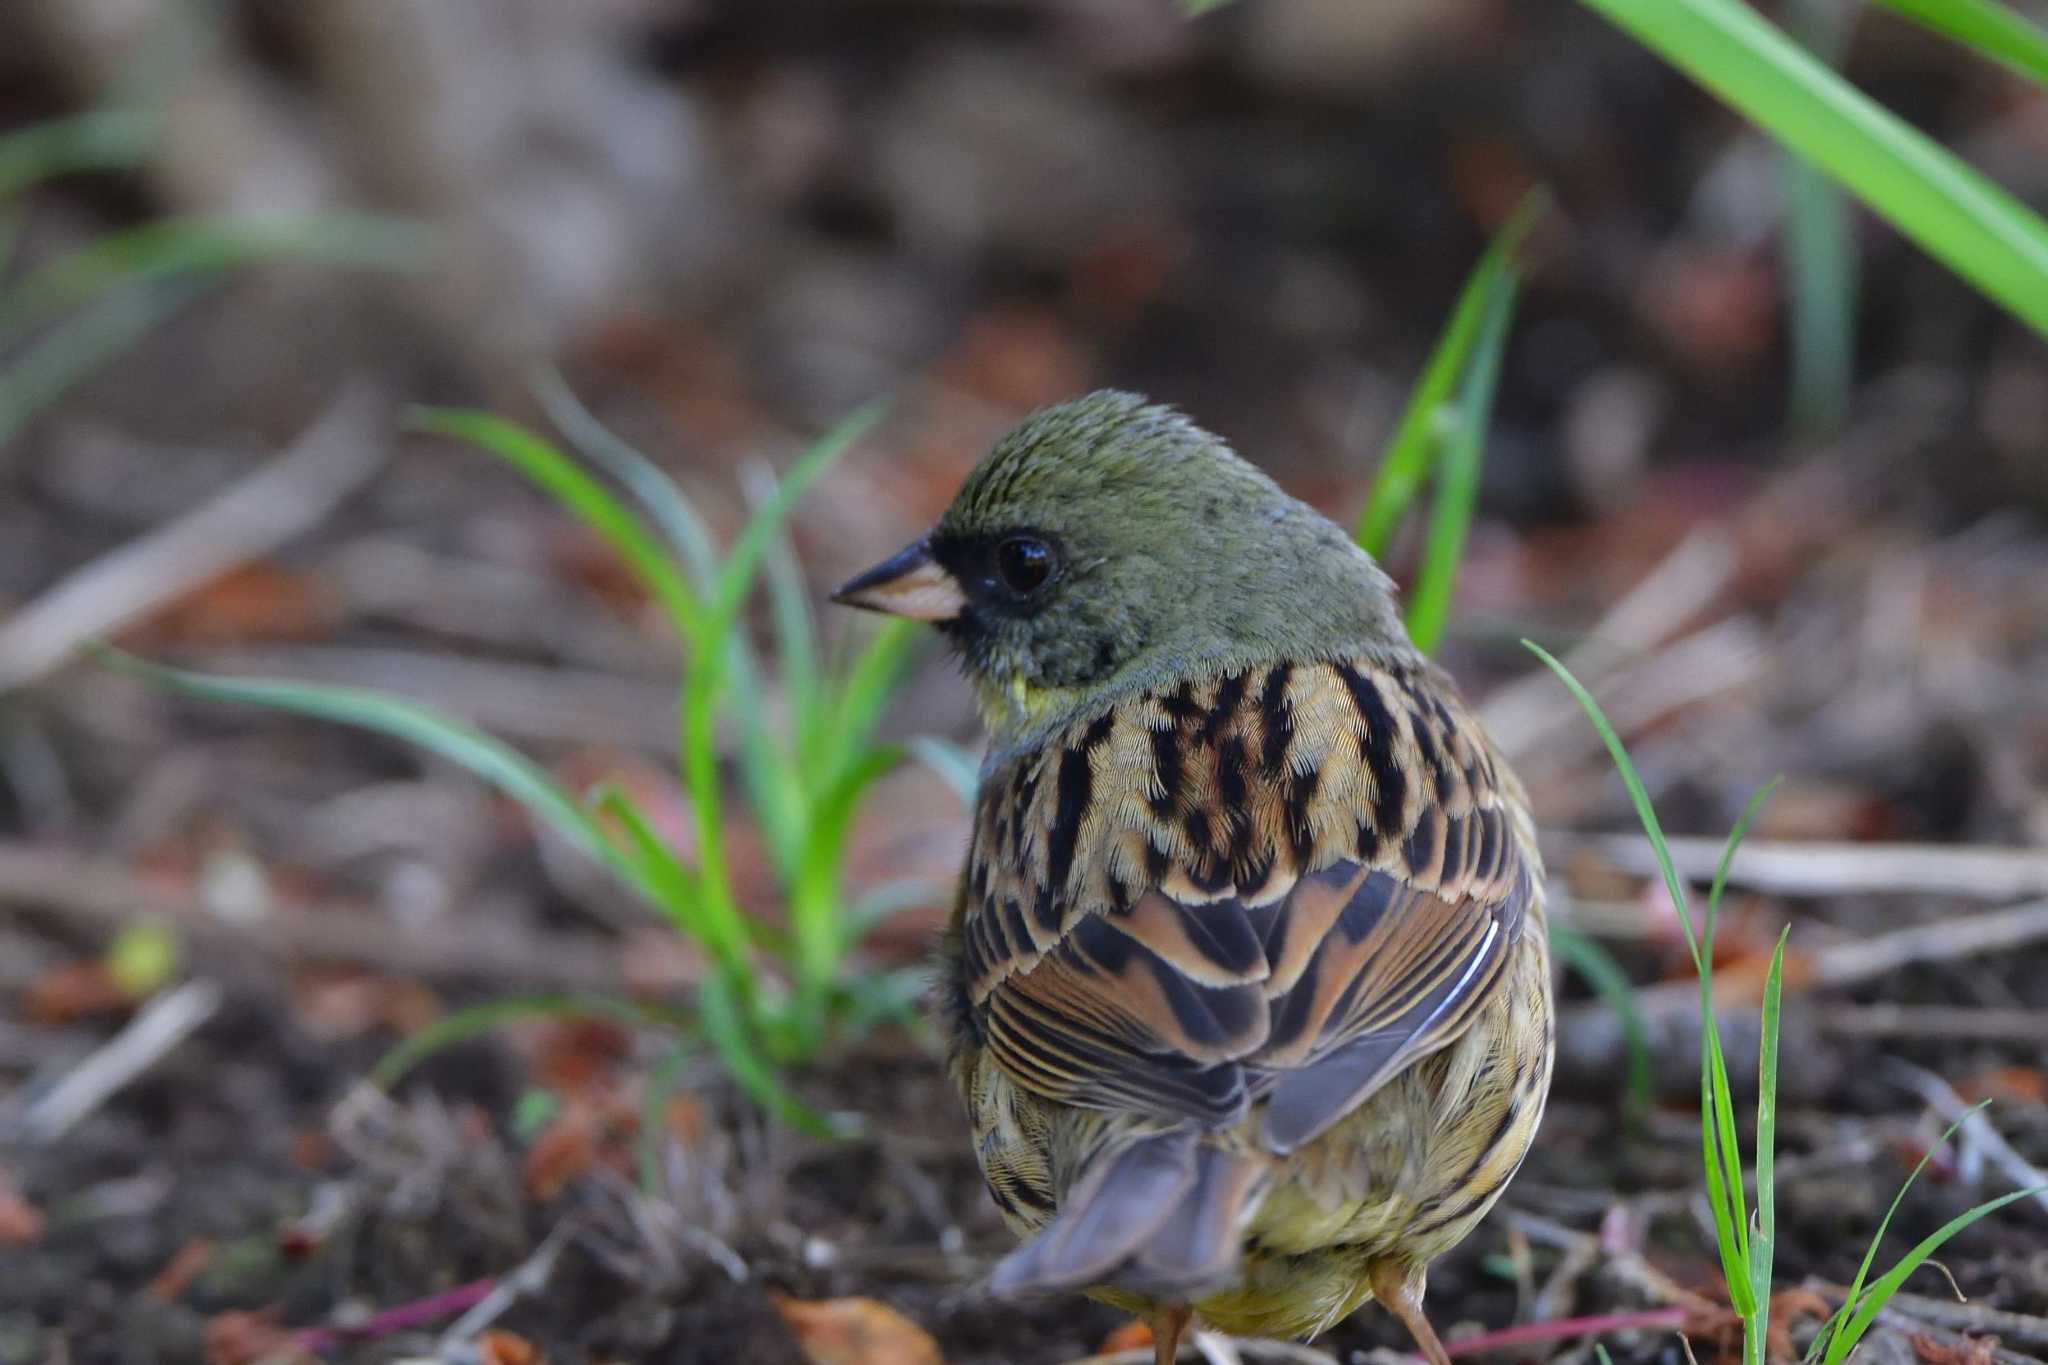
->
[1530,643,2042,1365]
[119,382,922,1134]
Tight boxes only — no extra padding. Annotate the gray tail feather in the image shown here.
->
[987,1132,1269,1302]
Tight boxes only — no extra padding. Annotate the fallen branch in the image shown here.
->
[0,841,624,989]
[186,644,679,753]
[0,384,391,693]
[1483,530,1738,761]
[1565,895,2048,1033]
[1818,1004,2048,1043]
[1550,834,2048,902]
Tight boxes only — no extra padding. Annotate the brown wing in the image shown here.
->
[958,656,1535,1152]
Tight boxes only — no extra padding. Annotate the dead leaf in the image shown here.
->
[1098,1320,1155,1353]
[146,1238,217,1302]
[531,1015,633,1096]
[1954,1066,2047,1106]
[772,1294,944,1365]
[203,1309,307,1365]
[1910,1331,2001,1365]
[1767,1288,1835,1364]
[132,561,339,647]
[24,958,132,1024]
[479,1330,544,1365]
[0,1171,45,1247]
[289,1128,333,1173]
[523,1113,602,1201]
[292,970,442,1042]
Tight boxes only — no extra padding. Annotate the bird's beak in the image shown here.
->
[831,536,966,622]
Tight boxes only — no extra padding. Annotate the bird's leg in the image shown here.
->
[1152,1305,1192,1365]
[1370,1261,1453,1365]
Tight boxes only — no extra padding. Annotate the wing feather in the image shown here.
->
[960,656,1536,1147]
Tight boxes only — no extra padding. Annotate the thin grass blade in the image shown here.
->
[1873,0,2048,88]
[711,400,887,631]
[830,618,922,764]
[1575,0,2048,338]
[1355,194,1543,557]
[1523,642,1696,954]
[529,365,723,589]
[0,214,429,340]
[1404,262,1519,653]
[0,279,211,449]
[1817,1100,1996,1365]
[370,994,689,1090]
[1749,930,1789,1321]
[0,109,159,198]
[1782,0,1859,437]
[1832,1186,2046,1357]
[108,652,641,892]
[586,784,764,984]
[697,972,840,1137]
[410,407,702,641]
[1551,925,1654,1120]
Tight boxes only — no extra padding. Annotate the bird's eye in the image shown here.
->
[995,535,1056,596]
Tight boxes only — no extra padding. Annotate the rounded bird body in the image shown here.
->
[835,392,1553,1364]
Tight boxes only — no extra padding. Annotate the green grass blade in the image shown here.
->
[107,651,640,892]
[830,618,922,765]
[1527,641,1765,1316]
[735,674,807,880]
[0,213,429,341]
[1749,929,1789,1319]
[1833,1186,2045,1355]
[529,365,724,591]
[1551,925,1654,1121]
[587,784,762,982]
[1708,780,1780,959]
[369,994,689,1090]
[0,109,159,198]
[1873,0,2048,88]
[1705,1019,1755,1313]
[410,407,703,641]
[0,279,211,449]
[1817,1100,1997,1365]
[1403,262,1519,654]
[697,972,839,1137]
[1575,0,2048,338]
[1523,643,1696,956]
[1355,194,1543,558]
[710,400,887,631]
[1782,0,1859,436]
[744,463,822,767]
[637,1039,702,1196]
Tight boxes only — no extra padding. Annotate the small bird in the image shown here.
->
[834,392,1552,1365]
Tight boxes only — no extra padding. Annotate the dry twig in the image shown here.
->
[0,385,392,693]
[1887,1059,2048,1217]
[9,979,223,1141]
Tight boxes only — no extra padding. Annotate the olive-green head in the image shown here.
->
[834,390,1410,748]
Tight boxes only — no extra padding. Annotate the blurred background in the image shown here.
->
[2,3,2047,1363]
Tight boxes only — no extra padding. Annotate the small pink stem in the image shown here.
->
[297,1278,498,1351]
[1441,1307,1692,1358]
